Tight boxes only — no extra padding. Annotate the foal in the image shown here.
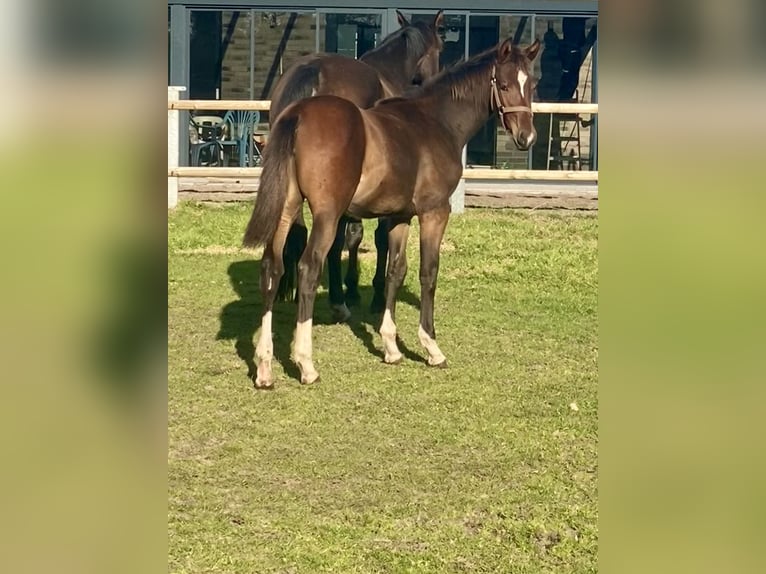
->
[269,11,444,322]
[244,38,541,387]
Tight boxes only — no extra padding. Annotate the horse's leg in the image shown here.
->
[417,206,451,367]
[327,216,351,323]
[255,226,291,388]
[370,217,389,313]
[379,218,411,364]
[344,218,363,306]
[294,213,341,384]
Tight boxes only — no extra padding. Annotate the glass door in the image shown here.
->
[318,11,383,58]
[466,14,499,167]
[531,15,598,171]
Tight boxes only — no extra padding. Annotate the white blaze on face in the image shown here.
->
[517,69,528,97]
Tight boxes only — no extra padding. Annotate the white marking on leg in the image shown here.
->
[379,309,403,364]
[256,312,273,360]
[418,325,446,366]
[255,311,274,386]
[294,319,319,384]
[293,319,312,363]
[517,69,528,96]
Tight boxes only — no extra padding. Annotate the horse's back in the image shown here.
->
[270,54,382,123]
[313,55,382,106]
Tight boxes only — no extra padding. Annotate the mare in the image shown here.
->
[269,10,445,322]
[243,38,541,387]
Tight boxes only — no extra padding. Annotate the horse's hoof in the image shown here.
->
[301,374,320,385]
[253,365,274,389]
[430,359,448,369]
[384,355,403,365]
[330,303,352,323]
[253,379,275,390]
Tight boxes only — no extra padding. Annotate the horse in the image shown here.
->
[269,10,445,323]
[243,37,541,387]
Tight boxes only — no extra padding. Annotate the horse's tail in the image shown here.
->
[242,114,300,248]
[268,72,320,302]
[270,60,320,122]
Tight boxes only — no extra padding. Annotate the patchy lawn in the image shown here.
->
[169,203,597,573]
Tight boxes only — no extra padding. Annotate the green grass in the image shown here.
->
[169,203,598,573]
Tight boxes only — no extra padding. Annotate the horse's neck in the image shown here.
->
[425,82,492,149]
[361,42,415,95]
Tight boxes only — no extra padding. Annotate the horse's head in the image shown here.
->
[397,10,445,86]
[491,38,541,150]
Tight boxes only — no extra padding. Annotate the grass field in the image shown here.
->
[168,203,598,573]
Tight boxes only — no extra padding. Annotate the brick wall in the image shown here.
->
[220,11,317,102]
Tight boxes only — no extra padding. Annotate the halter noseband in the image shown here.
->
[490,64,532,131]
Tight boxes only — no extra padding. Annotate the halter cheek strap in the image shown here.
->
[490,65,533,131]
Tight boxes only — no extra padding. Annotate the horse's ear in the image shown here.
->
[524,38,542,61]
[433,10,444,29]
[396,10,410,27]
[497,38,513,62]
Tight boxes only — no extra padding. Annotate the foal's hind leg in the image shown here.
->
[255,237,288,388]
[255,199,301,388]
[416,206,450,367]
[344,219,363,306]
[379,217,411,364]
[327,217,351,323]
[294,213,342,384]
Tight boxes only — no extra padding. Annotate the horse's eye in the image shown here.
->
[500,83,509,91]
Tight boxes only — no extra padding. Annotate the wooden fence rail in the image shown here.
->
[168,99,598,115]
[166,90,598,208]
[169,100,271,111]
[169,166,598,181]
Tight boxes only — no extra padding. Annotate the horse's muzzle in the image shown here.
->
[514,130,536,151]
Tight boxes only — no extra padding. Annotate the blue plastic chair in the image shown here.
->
[221,110,261,167]
[189,115,225,166]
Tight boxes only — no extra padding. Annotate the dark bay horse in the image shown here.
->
[243,38,541,387]
[269,10,444,323]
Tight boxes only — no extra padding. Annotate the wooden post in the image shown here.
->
[167,86,186,209]
[450,178,466,214]
[449,146,467,214]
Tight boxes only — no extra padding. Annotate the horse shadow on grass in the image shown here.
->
[216,259,424,386]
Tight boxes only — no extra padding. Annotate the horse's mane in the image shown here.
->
[416,43,531,104]
[361,20,432,62]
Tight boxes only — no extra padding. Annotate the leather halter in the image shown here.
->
[490,64,532,131]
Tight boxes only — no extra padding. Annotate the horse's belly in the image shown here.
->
[347,172,413,218]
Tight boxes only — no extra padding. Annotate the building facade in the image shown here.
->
[169,1,598,171]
